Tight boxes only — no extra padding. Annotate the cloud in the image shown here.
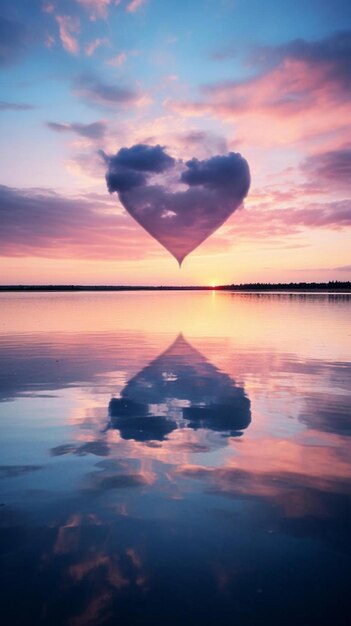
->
[73,73,140,108]
[213,30,351,88]
[126,0,146,13]
[47,120,106,139]
[101,144,175,192]
[0,101,35,111]
[300,393,351,437]
[301,149,351,190]
[181,153,250,195]
[0,465,43,478]
[164,74,178,82]
[108,334,251,441]
[180,130,227,156]
[106,52,127,66]
[279,201,351,229]
[76,0,146,18]
[76,0,112,20]
[287,264,351,274]
[103,143,250,263]
[51,441,110,456]
[336,264,351,271]
[0,184,158,260]
[220,199,351,245]
[109,405,178,441]
[85,37,110,56]
[105,144,175,180]
[169,31,351,146]
[253,30,351,86]
[85,469,148,492]
[55,15,80,54]
[0,15,30,66]
[42,2,55,13]
[0,178,349,264]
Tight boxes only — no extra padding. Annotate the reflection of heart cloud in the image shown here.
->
[108,334,251,443]
[102,144,250,265]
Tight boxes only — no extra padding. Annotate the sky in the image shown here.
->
[0,0,350,285]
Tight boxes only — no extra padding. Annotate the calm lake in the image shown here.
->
[0,291,350,625]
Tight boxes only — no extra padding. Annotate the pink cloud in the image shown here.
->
[106,52,127,66]
[76,0,112,20]
[1,182,350,263]
[0,185,161,260]
[126,0,146,13]
[85,37,110,56]
[55,15,80,55]
[168,32,351,147]
[43,2,54,13]
[163,74,179,82]
[222,199,351,244]
[301,149,351,191]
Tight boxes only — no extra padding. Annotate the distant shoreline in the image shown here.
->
[0,282,350,293]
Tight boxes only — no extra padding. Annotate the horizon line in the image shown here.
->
[0,280,350,293]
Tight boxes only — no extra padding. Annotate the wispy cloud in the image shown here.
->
[72,73,144,108]
[224,200,351,243]
[76,0,112,20]
[46,120,107,139]
[55,15,80,54]
[0,184,155,260]
[169,31,351,147]
[126,0,146,13]
[301,149,351,191]
[163,74,179,82]
[106,52,127,66]
[42,3,55,14]
[85,37,110,56]
[0,101,35,111]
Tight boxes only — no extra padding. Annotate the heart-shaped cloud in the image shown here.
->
[102,144,250,265]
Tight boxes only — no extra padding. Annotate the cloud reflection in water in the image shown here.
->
[108,334,251,442]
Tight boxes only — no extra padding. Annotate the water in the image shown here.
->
[0,291,350,626]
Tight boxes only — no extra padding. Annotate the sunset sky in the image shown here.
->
[1,0,350,285]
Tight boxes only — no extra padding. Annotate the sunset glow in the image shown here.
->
[0,1,350,284]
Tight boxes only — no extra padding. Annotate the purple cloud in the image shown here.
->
[0,184,156,259]
[73,73,140,108]
[103,144,250,264]
[181,153,249,194]
[46,120,106,139]
[109,144,176,173]
[213,31,351,90]
[101,144,176,192]
[337,264,351,271]
[108,334,251,441]
[0,101,35,111]
[301,149,351,189]
[180,130,227,156]
[253,31,351,87]
[170,31,351,144]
